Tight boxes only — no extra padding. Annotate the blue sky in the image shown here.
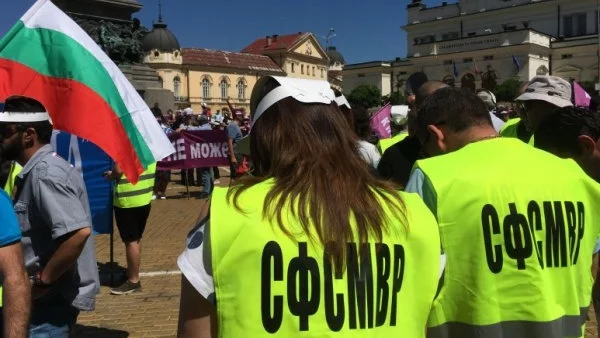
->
[0,0,443,64]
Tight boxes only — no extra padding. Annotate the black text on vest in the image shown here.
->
[260,241,405,333]
[481,201,585,273]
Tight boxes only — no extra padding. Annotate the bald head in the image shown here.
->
[416,81,449,108]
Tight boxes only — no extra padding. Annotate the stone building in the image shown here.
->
[344,0,600,96]
[144,30,342,112]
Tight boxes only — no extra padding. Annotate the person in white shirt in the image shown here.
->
[352,106,381,169]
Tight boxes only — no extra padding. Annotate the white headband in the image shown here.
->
[0,112,50,123]
[334,95,351,109]
[252,78,336,127]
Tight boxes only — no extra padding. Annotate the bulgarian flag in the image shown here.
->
[0,0,174,183]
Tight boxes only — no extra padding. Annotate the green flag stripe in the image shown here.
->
[0,21,154,166]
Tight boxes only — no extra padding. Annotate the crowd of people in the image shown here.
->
[150,98,251,200]
[0,72,599,338]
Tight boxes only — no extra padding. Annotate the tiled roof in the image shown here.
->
[241,32,306,54]
[182,48,284,73]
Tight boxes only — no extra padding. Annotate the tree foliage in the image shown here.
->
[382,91,406,105]
[493,78,522,102]
[347,84,381,109]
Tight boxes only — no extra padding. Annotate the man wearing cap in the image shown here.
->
[508,75,573,144]
[0,96,99,336]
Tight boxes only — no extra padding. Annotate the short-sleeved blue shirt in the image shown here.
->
[0,189,20,247]
[226,123,243,144]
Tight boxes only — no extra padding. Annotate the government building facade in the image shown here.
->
[344,0,599,96]
[142,18,344,112]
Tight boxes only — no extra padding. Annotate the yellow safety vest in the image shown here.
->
[113,163,156,208]
[414,138,600,338]
[377,132,408,154]
[500,118,534,145]
[3,161,21,199]
[210,181,441,337]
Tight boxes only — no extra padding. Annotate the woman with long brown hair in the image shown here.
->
[177,76,441,338]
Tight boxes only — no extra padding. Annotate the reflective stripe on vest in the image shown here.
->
[428,307,588,338]
[210,181,441,337]
[114,163,156,208]
[416,138,600,338]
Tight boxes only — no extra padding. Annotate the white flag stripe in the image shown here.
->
[21,0,173,162]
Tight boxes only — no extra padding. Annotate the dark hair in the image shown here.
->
[352,106,372,140]
[535,106,600,156]
[228,79,406,273]
[3,96,52,144]
[416,87,492,139]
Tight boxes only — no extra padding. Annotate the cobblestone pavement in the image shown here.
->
[72,170,600,337]
[74,171,218,337]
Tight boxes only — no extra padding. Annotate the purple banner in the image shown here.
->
[158,130,229,170]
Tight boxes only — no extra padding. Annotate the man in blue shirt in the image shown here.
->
[227,110,244,179]
[0,187,30,338]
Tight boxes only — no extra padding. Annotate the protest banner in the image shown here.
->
[51,131,113,235]
[158,130,230,170]
[370,104,392,139]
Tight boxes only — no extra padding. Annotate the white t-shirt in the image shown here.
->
[357,140,381,169]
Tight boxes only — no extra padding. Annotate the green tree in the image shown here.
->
[347,84,381,108]
[382,91,406,105]
[493,78,522,102]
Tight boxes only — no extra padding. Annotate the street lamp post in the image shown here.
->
[321,28,336,51]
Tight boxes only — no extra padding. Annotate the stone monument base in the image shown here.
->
[119,64,174,112]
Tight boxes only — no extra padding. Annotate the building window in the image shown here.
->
[312,66,315,76]
[467,32,476,37]
[358,73,365,78]
[563,13,587,37]
[561,54,573,59]
[236,79,246,100]
[220,79,229,100]
[441,32,459,40]
[443,60,453,65]
[291,63,295,73]
[301,64,304,74]
[414,35,435,45]
[321,68,324,78]
[158,76,164,88]
[463,57,473,63]
[173,76,181,98]
[484,55,494,61]
[202,78,210,99]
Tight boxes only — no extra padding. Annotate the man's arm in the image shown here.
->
[0,241,30,338]
[226,125,237,165]
[178,276,216,338]
[33,172,94,295]
[226,97,235,113]
[39,227,91,288]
